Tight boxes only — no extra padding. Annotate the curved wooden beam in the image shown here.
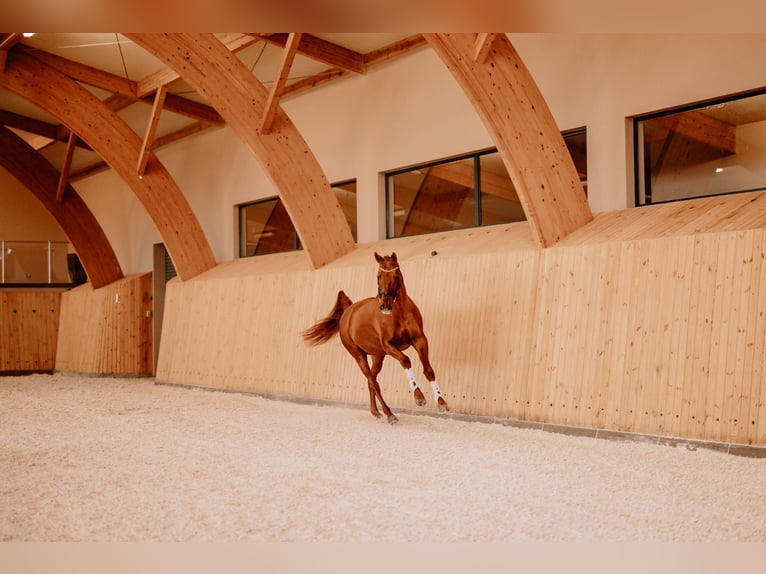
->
[425,33,593,247]
[0,126,123,288]
[127,33,354,269]
[0,50,217,281]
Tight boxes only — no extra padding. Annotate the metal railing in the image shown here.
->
[1,240,73,286]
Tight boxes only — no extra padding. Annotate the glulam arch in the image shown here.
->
[0,126,123,288]
[425,33,593,247]
[127,33,355,269]
[0,50,216,281]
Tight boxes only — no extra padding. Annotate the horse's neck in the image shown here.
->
[396,278,409,303]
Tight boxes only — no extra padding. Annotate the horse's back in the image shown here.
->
[339,296,426,356]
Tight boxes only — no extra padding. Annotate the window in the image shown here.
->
[239,180,357,257]
[385,130,587,238]
[634,90,766,205]
[0,240,75,286]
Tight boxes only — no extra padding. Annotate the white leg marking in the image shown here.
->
[404,368,418,392]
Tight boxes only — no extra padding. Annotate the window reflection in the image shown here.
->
[386,130,587,238]
[635,91,766,204]
[239,180,357,258]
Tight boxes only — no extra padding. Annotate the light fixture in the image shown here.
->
[22,33,35,38]
[715,167,724,173]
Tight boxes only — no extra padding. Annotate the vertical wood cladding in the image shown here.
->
[155,195,766,446]
[0,290,60,372]
[55,274,153,375]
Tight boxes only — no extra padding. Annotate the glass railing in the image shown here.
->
[1,240,74,286]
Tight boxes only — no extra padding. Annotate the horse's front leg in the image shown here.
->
[382,342,427,408]
[412,335,449,413]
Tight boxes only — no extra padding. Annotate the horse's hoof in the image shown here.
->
[371,412,382,419]
[437,399,450,413]
[415,397,427,407]
[387,414,399,425]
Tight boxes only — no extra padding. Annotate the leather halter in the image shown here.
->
[377,266,400,301]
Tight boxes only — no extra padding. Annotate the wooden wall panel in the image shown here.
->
[0,290,60,372]
[156,200,766,447]
[55,274,153,374]
[532,231,766,445]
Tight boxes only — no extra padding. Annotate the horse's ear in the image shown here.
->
[374,252,383,264]
[391,252,398,263]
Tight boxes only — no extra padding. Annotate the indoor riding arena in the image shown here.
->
[2,31,766,546]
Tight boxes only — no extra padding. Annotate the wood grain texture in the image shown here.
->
[156,191,766,446]
[424,33,593,247]
[0,50,216,281]
[55,274,153,375]
[0,290,61,372]
[127,33,355,270]
[0,126,123,289]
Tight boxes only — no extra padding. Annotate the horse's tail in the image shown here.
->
[301,290,353,346]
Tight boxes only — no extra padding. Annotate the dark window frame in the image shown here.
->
[238,179,357,258]
[633,87,766,206]
[384,128,587,239]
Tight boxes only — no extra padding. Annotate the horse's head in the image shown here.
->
[374,252,401,315]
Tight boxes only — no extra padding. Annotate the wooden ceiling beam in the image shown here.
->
[473,33,498,63]
[364,35,426,65]
[102,93,136,112]
[142,92,223,124]
[0,48,217,281]
[0,33,22,50]
[0,125,123,288]
[152,120,213,149]
[0,108,59,140]
[280,35,426,99]
[281,67,347,98]
[136,32,259,97]
[425,33,593,247]
[18,45,137,96]
[56,131,77,202]
[102,90,223,126]
[260,33,301,134]
[255,33,366,75]
[0,33,22,72]
[128,33,355,269]
[69,120,218,182]
[137,85,166,177]
[0,109,93,151]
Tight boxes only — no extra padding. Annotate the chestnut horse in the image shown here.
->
[302,252,449,424]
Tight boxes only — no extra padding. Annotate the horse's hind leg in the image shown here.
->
[352,352,398,424]
[368,355,384,416]
[369,355,398,424]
